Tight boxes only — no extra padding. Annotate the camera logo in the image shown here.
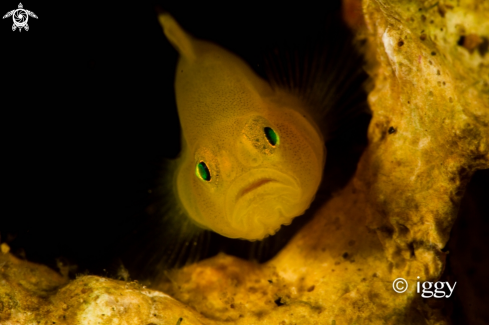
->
[3,3,38,32]
[392,277,457,298]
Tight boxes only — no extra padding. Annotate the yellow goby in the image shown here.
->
[159,14,325,240]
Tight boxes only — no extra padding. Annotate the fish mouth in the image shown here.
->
[229,170,297,205]
[224,169,301,239]
[237,178,274,200]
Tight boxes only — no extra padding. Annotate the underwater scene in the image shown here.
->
[1,0,489,324]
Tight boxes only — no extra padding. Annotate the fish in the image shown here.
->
[159,13,326,241]
[123,6,369,278]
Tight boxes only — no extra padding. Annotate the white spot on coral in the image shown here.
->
[382,28,396,63]
[382,28,397,71]
[141,290,174,300]
[277,267,311,283]
[410,137,431,182]
[418,137,430,149]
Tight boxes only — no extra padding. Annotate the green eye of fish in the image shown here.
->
[264,127,279,147]
[196,161,211,182]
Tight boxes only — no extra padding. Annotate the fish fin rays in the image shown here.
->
[260,12,369,140]
[121,158,209,282]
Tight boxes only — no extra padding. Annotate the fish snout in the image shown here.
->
[235,137,265,167]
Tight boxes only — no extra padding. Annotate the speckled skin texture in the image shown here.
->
[1,0,488,324]
[161,14,326,240]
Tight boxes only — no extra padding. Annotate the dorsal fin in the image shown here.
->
[158,13,196,61]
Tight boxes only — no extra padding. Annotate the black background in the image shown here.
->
[2,0,364,274]
[1,0,181,272]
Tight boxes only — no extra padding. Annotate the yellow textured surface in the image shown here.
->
[161,13,326,240]
[1,0,487,324]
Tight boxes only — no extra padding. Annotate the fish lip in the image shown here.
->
[229,169,298,203]
[225,168,299,227]
[236,178,274,200]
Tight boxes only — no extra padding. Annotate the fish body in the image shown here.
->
[160,14,326,240]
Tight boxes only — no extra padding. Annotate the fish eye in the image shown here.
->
[264,127,279,147]
[196,161,211,182]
